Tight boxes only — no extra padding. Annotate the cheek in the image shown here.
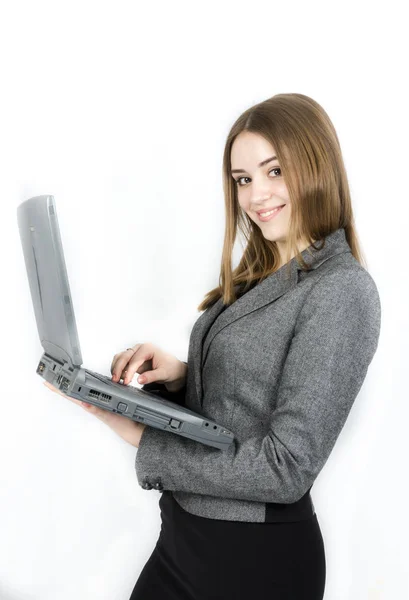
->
[237,199,249,214]
[237,193,251,212]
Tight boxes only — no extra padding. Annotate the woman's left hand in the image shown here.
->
[43,381,147,448]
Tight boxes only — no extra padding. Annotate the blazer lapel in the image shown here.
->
[192,227,351,407]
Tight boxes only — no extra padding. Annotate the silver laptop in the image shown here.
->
[17,195,234,451]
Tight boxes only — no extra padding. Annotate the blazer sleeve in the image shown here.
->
[135,268,381,503]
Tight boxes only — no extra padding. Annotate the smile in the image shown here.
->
[257,205,285,222]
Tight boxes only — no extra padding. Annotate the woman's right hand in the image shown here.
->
[110,342,188,392]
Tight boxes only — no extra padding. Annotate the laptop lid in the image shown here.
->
[17,195,83,369]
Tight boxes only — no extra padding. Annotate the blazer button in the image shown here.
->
[153,480,163,491]
[142,478,153,490]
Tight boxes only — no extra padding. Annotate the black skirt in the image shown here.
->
[129,491,326,600]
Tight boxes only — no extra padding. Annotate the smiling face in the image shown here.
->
[230,131,311,266]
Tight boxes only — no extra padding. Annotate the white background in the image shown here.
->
[1,1,408,598]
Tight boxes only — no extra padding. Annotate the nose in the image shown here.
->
[252,190,273,207]
[248,179,273,204]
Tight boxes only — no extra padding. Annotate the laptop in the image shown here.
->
[17,195,235,451]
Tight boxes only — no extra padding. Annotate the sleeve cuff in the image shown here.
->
[135,425,180,491]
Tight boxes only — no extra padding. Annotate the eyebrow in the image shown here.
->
[231,155,278,174]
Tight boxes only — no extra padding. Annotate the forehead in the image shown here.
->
[230,132,277,167]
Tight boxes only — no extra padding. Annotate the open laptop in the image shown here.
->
[17,195,235,451]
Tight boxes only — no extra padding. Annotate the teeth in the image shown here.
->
[259,206,282,217]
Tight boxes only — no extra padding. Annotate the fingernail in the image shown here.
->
[138,376,145,383]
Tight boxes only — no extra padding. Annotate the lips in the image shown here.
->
[257,204,285,222]
[256,205,285,215]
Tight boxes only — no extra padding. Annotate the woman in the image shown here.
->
[45,93,381,599]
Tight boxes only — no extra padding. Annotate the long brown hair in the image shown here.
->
[197,93,367,313]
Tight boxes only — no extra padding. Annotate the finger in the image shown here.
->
[43,382,102,413]
[110,353,119,375]
[111,349,135,381]
[125,359,158,385]
[43,381,67,397]
[111,344,147,382]
[80,402,122,424]
[43,381,83,408]
[111,348,135,376]
[122,358,147,385]
[122,363,151,384]
[116,352,146,385]
[111,354,124,379]
[81,402,101,413]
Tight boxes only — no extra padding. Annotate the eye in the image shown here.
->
[234,167,281,187]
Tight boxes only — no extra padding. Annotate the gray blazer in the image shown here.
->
[135,228,381,522]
